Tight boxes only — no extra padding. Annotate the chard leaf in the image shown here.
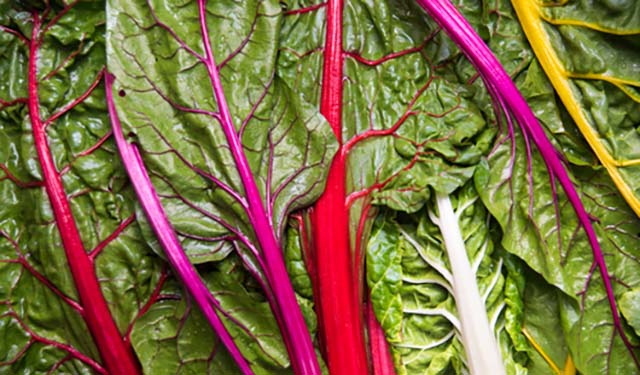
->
[521,271,573,375]
[620,288,640,336]
[107,0,335,372]
[279,2,496,371]
[131,256,299,375]
[283,220,315,300]
[512,0,640,216]
[415,0,639,372]
[0,2,165,373]
[366,213,403,344]
[107,0,336,262]
[279,0,491,220]
[366,185,526,374]
[106,74,253,373]
[475,60,640,373]
[129,289,243,375]
[279,1,538,372]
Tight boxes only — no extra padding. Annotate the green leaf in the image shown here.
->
[1,2,164,373]
[366,213,403,343]
[284,220,315,300]
[279,0,492,223]
[620,288,640,337]
[512,0,640,216]
[521,272,571,375]
[367,184,526,374]
[130,282,240,375]
[279,2,541,374]
[475,60,640,373]
[131,256,307,375]
[107,0,337,264]
[106,0,332,371]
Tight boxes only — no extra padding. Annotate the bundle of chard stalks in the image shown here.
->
[1,0,638,374]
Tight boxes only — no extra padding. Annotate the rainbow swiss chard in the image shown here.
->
[279,0,502,373]
[105,72,253,374]
[3,0,640,374]
[281,0,640,373]
[106,0,336,372]
[364,185,518,374]
[0,2,165,373]
[512,0,640,216]
[417,0,640,373]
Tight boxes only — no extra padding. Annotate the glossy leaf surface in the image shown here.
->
[512,0,640,216]
[475,61,640,374]
[366,185,524,374]
[0,2,163,373]
[107,0,336,263]
[106,0,336,372]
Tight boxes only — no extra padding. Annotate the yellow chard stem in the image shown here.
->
[563,355,576,375]
[511,0,640,216]
[521,327,562,375]
[521,327,576,375]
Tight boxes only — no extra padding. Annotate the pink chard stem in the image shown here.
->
[415,0,638,366]
[313,0,371,373]
[105,74,254,375]
[367,301,396,375]
[196,1,320,374]
[28,12,139,375]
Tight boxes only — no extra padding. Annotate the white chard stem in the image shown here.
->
[435,192,506,375]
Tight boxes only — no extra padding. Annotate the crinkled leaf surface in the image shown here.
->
[3,0,638,374]
[512,0,640,216]
[474,59,640,373]
[130,255,308,375]
[107,0,336,265]
[129,287,241,375]
[129,224,324,374]
[366,185,526,374]
[283,221,315,300]
[620,288,640,337]
[0,1,164,373]
[278,0,494,238]
[106,0,333,372]
[278,3,506,369]
[521,271,573,375]
[279,1,545,373]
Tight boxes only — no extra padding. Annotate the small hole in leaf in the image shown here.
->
[118,90,126,97]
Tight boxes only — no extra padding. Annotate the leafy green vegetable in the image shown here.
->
[366,185,524,374]
[278,1,497,371]
[105,72,253,374]
[106,0,336,372]
[512,0,640,216]
[417,0,640,372]
[2,0,640,374]
[478,147,640,373]
[431,190,505,374]
[0,2,163,373]
[520,271,574,375]
[475,51,640,375]
[130,256,308,375]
